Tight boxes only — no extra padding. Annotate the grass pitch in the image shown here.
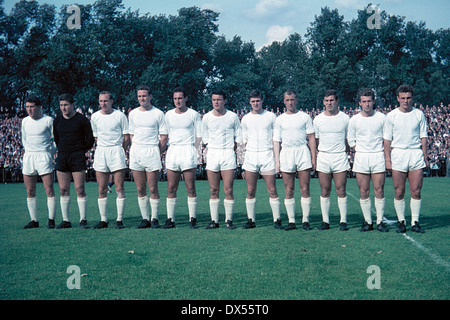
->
[0,177,449,301]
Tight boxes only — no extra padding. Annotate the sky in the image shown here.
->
[3,0,450,50]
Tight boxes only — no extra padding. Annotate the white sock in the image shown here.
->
[284,198,296,223]
[98,197,108,222]
[270,197,280,222]
[301,197,311,223]
[360,198,372,224]
[374,197,385,224]
[116,197,126,221]
[394,198,406,222]
[320,196,330,223]
[138,196,149,220]
[77,196,87,221]
[209,198,220,222]
[27,197,38,222]
[410,198,422,225]
[47,197,56,220]
[338,196,348,223]
[149,198,160,221]
[60,196,71,222]
[224,199,234,222]
[246,198,256,222]
[188,197,197,220]
[166,197,177,222]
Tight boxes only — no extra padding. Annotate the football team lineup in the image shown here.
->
[22,85,428,237]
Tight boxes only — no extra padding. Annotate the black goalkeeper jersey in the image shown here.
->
[53,112,95,153]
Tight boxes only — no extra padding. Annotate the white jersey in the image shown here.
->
[347,111,385,153]
[202,110,242,149]
[91,109,129,147]
[241,110,276,152]
[313,111,349,153]
[21,115,54,153]
[383,107,427,149]
[165,108,202,146]
[273,111,314,147]
[128,106,167,146]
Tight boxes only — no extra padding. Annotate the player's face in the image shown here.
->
[173,92,188,110]
[211,94,226,112]
[99,94,113,114]
[283,94,298,113]
[137,90,152,108]
[249,97,263,113]
[25,102,43,120]
[397,92,413,110]
[59,100,75,119]
[323,95,338,113]
[359,96,374,114]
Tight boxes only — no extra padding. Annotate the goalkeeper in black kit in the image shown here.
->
[53,93,95,229]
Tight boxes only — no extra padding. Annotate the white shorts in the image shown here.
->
[243,150,275,175]
[93,145,127,173]
[206,148,236,172]
[391,148,426,172]
[129,144,161,172]
[316,151,350,174]
[352,151,385,174]
[280,145,312,173]
[165,145,198,172]
[22,151,54,176]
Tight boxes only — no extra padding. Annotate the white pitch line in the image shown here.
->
[402,234,450,271]
[347,191,450,271]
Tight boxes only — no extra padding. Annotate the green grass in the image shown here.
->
[0,177,449,300]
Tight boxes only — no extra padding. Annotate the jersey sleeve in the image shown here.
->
[347,117,356,148]
[383,112,393,141]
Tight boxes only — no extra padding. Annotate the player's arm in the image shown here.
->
[159,134,168,154]
[307,133,316,171]
[421,137,429,168]
[273,141,281,174]
[122,134,130,150]
[384,139,392,171]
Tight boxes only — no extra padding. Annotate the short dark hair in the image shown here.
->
[99,91,113,100]
[137,85,151,95]
[323,89,338,100]
[284,89,297,97]
[25,95,41,106]
[357,88,375,101]
[211,89,227,100]
[59,93,74,104]
[396,84,414,97]
[173,86,187,97]
[249,89,263,100]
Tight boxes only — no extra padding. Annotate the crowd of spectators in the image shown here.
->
[1,101,449,183]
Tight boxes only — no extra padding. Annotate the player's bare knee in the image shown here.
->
[359,189,370,199]
[75,186,86,197]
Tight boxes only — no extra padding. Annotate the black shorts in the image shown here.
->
[56,151,87,172]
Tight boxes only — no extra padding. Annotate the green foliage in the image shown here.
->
[1,1,448,113]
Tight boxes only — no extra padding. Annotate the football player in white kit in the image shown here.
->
[241,89,281,229]
[21,95,57,229]
[274,90,316,231]
[384,84,428,233]
[128,85,168,229]
[91,91,130,229]
[202,90,242,229]
[163,87,202,229]
[313,89,350,231]
[347,88,388,232]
